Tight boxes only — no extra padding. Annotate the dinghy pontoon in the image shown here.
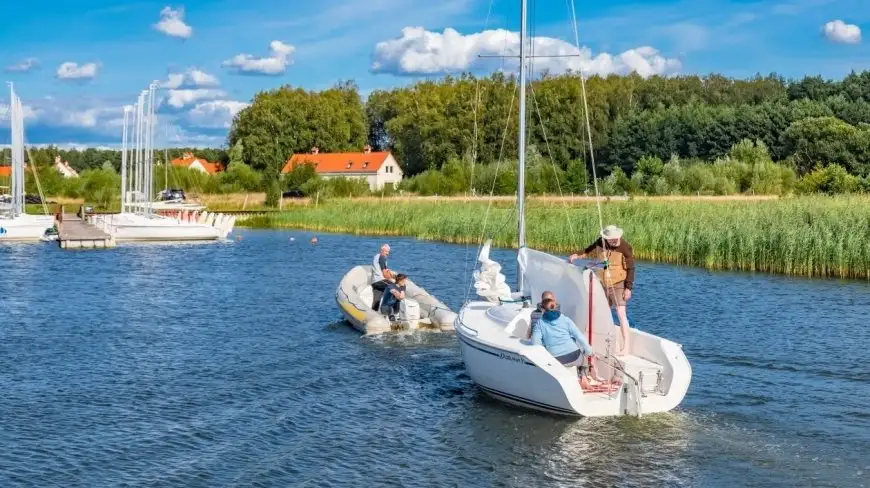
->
[336,265,457,334]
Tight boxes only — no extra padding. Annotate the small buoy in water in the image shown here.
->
[236,235,243,241]
[310,236,318,244]
[290,237,295,242]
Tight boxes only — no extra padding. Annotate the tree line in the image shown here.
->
[5,70,870,203]
[226,70,870,201]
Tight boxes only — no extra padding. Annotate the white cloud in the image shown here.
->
[222,40,295,75]
[822,20,861,44]
[0,103,38,122]
[188,69,219,86]
[161,73,186,89]
[56,62,100,80]
[60,109,100,128]
[371,27,680,78]
[1,93,232,147]
[154,6,193,39]
[187,100,249,128]
[165,89,226,109]
[5,58,39,72]
[159,68,220,89]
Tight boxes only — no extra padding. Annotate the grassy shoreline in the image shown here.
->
[239,196,870,280]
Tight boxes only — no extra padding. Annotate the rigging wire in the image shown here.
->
[567,0,605,235]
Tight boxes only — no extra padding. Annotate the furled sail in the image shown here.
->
[473,240,513,303]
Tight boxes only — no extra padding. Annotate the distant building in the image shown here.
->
[0,166,10,178]
[54,156,79,178]
[171,152,223,175]
[281,146,403,191]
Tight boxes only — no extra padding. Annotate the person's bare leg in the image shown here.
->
[615,305,630,355]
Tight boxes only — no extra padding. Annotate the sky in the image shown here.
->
[0,0,867,148]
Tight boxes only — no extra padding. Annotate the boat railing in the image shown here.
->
[456,307,479,336]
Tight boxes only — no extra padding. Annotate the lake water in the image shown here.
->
[1,230,868,487]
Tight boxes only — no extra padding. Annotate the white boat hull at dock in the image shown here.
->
[0,215,56,242]
[91,211,235,242]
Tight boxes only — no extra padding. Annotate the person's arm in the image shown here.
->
[569,238,601,262]
[582,237,602,256]
[531,320,543,346]
[566,317,593,355]
[380,255,395,280]
[622,242,635,290]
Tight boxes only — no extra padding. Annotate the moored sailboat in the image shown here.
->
[0,84,55,242]
[92,84,234,242]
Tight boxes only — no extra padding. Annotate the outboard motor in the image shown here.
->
[402,299,421,330]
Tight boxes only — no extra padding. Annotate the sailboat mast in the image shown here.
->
[121,107,129,213]
[516,0,528,292]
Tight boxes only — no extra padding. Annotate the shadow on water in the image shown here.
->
[1,230,868,487]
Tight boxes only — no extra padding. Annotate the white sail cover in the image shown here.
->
[474,240,513,302]
[518,247,615,348]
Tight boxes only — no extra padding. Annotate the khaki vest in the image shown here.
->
[590,246,628,286]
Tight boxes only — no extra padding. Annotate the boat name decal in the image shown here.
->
[499,351,525,363]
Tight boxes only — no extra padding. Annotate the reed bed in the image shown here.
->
[242,196,870,280]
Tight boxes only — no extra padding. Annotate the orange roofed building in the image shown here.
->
[171,152,224,175]
[281,146,403,191]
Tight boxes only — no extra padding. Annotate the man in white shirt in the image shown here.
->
[371,244,393,311]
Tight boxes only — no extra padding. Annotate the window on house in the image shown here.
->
[346,162,352,169]
[363,162,369,169]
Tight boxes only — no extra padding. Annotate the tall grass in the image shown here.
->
[242,196,870,280]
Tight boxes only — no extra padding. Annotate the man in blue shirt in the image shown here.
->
[527,290,555,339]
[531,296,595,385]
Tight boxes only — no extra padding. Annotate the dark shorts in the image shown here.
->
[555,349,589,375]
[371,280,388,310]
[555,349,584,365]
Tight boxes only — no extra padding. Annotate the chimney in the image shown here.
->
[311,147,320,155]
[363,144,372,154]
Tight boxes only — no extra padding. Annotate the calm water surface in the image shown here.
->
[1,230,868,487]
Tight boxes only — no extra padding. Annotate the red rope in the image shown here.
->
[587,271,593,366]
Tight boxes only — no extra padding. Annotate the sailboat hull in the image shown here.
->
[92,213,225,241]
[456,301,692,417]
[0,215,55,242]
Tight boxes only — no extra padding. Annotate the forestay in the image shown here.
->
[518,247,615,350]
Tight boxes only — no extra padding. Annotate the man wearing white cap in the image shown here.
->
[568,225,635,355]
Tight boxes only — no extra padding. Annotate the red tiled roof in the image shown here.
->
[171,153,223,175]
[282,151,391,174]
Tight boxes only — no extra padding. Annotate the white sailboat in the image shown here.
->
[0,84,54,242]
[454,1,691,417]
[92,84,235,241]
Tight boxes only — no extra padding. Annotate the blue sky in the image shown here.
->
[0,0,867,148]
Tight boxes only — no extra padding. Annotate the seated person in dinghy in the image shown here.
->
[380,273,408,321]
[531,297,599,387]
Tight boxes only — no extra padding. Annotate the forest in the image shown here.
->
[4,70,870,203]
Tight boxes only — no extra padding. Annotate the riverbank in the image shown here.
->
[240,196,870,280]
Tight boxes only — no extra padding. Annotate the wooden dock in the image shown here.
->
[57,212,115,249]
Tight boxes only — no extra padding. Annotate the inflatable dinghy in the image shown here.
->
[335,265,457,334]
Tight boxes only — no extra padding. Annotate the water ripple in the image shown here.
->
[1,231,868,487]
